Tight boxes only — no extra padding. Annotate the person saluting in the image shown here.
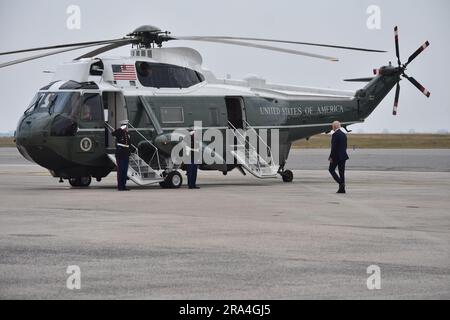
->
[112,120,131,191]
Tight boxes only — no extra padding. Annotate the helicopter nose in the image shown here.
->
[14,114,55,166]
[16,120,32,141]
[15,121,35,163]
[15,113,41,146]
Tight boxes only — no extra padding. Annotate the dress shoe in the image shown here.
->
[337,183,346,194]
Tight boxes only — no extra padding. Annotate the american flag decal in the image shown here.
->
[112,64,136,81]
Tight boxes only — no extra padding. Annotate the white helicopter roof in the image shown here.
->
[50,46,355,100]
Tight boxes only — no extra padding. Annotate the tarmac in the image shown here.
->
[0,148,449,299]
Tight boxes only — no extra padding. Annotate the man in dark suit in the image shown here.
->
[328,121,349,194]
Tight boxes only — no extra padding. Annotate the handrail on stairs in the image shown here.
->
[104,121,161,172]
[243,119,273,159]
[126,122,161,171]
[227,120,276,170]
[227,121,262,169]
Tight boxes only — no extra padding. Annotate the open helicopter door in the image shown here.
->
[225,97,246,129]
[226,97,278,179]
[102,91,127,148]
[103,92,164,187]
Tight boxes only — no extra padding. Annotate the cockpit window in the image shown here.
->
[35,93,57,112]
[24,93,44,115]
[28,91,103,123]
[135,61,205,88]
[51,92,81,117]
[49,92,81,137]
[49,92,103,135]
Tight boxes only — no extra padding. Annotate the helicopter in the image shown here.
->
[0,25,430,188]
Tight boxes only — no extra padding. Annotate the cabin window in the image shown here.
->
[160,107,184,124]
[135,61,205,89]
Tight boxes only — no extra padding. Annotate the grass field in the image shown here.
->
[0,137,15,147]
[1,134,449,149]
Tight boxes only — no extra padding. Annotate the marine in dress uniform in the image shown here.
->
[112,120,131,191]
[186,130,200,189]
[328,121,349,194]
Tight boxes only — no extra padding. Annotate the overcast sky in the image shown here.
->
[0,0,449,133]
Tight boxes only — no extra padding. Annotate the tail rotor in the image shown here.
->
[391,26,431,115]
[394,26,401,67]
[393,82,401,116]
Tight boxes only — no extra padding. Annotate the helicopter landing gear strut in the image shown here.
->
[68,176,92,187]
[278,165,293,183]
[159,171,183,189]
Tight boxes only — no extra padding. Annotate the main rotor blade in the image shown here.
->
[0,43,112,69]
[175,36,386,53]
[403,74,431,98]
[394,26,401,66]
[173,38,338,61]
[0,39,127,56]
[393,83,400,115]
[75,39,134,60]
[344,77,375,82]
[0,39,134,69]
[405,41,430,67]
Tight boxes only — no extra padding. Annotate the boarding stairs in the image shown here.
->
[228,121,278,179]
[105,123,164,186]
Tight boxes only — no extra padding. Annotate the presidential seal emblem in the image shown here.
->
[80,137,93,152]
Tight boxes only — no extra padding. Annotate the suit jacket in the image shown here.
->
[329,129,349,162]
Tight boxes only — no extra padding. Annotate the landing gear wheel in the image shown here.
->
[160,171,183,189]
[69,176,92,187]
[281,170,293,183]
